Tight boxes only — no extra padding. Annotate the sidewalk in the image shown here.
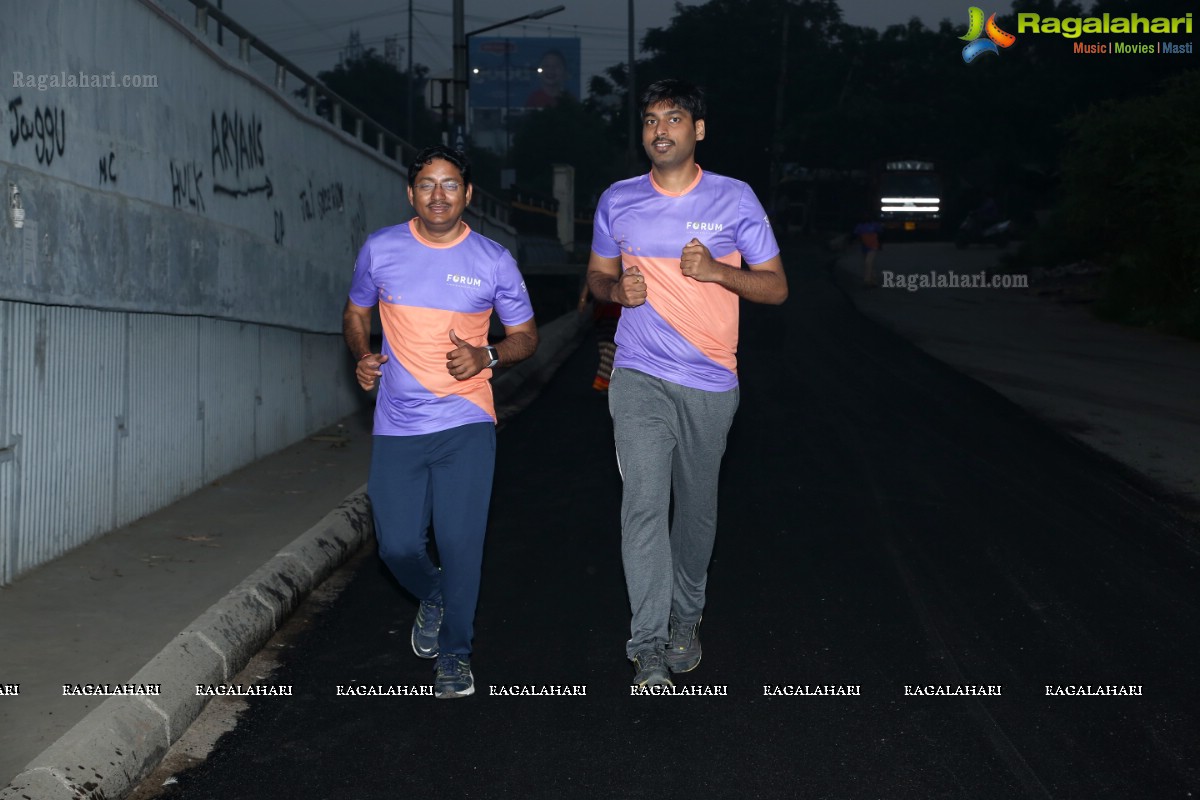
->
[834,241,1200,512]
[0,310,588,799]
[0,410,372,788]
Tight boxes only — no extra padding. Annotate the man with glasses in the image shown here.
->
[343,145,538,698]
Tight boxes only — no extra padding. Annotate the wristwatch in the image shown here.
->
[484,345,500,369]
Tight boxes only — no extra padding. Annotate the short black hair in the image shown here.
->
[408,145,471,187]
[639,79,706,123]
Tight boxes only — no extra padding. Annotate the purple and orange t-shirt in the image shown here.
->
[592,167,780,392]
[348,219,533,436]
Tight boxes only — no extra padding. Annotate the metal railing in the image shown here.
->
[179,0,511,227]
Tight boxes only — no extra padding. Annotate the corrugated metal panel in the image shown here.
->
[302,333,359,432]
[198,318,259,482]
[1,301,14,585]
[256,327,304,458]
[9,304,124,573]
[0,303,353,584]
[115,314,204,528]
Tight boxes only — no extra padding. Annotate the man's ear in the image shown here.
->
[695,119,706,141]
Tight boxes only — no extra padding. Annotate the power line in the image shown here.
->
[249,3,660,83]
[275,0,342,46]
[256,4,636,41]
[256,7,409,38]
[411,14,448,67]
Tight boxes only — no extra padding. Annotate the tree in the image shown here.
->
[538,0,1197,237]
[509,95,623,210]
[638,0,846,191]
[307,51,439,157]
[1053,70,1200,337]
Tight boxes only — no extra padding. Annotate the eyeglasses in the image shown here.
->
[413,181,462,194]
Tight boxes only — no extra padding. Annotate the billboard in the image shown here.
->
[469,37,581,110]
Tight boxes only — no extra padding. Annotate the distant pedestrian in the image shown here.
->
[577,284,622,392]
[853,219,883,287]
[343,145,538,699]
[587,79,788,687]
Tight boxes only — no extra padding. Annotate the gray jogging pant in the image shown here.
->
[608,367,739,658]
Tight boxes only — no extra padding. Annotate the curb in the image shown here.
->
[0,493,372,800]
[0,310,588,800]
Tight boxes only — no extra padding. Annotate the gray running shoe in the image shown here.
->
[410,599,443,659]
[632,647,673,687]
[664,616,702,673]
[434,654,474,699]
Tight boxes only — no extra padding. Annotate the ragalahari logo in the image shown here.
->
[960,7,1016,62]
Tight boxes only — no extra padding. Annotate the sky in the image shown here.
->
[222,0,980,90]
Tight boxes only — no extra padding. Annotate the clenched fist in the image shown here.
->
[356,352,389,391]
[613,265,648,307]
[680,238,721,282]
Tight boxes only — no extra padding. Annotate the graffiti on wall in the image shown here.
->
[170,159,205,213]
[7,96,66,166]
[350,192,367,253]
[299,179,345,223]
[99,150,117,184]
[210,109,272,198]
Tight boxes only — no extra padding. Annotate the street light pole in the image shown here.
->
[627,0,636,174]
[465,5,567,39]
[453,0,467,148]
[407,0,414,142]
[504,39,511,162]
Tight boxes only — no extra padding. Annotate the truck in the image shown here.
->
[874,159,943,234]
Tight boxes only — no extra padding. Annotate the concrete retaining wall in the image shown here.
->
[0,0,413,582]
[1,0,408,328]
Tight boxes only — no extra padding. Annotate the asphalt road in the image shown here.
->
[149,247,1200,800]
